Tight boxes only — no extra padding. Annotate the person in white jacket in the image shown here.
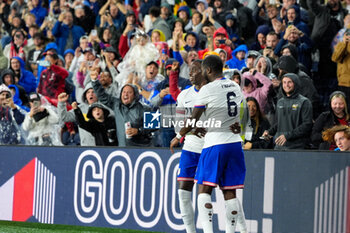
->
[22,93,61,146]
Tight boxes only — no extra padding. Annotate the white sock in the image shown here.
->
[197,193,213,233]
[225,198,239,233]
[178,189,196,233]
[235,199,247,233]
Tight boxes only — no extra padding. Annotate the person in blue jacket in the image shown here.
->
[29,0,48,26]
[51,11,85,55]
[225,44,248,70]
[10,57,37,94]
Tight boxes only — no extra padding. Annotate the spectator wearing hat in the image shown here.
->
[262,73,313,149]
[312,91,350,150]
[160,2,176,31]
[52,11,85,55]
[118,26,136,58]
[10,56,37,94]
[22,92,61,145]
[250,25,270,51]
[63,49,75,71]
[72,101,118,146]
[275,55,319,115]
[177,6,191,31]
[150,58,192,147]
[195,0,208,14]
[26,32,46,76]
[0,84,25,145]
[246,50,261,69]
[149,6,171,41]
[131,61,164,107]
[224,13,240,46]
[37,51,69,100]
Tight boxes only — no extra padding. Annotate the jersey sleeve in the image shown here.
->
[194,85,209,108]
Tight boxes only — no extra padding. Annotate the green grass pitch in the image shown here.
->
[0,221,162,233]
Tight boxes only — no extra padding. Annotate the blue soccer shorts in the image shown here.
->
[194,142,246,189]
[177,150,201,182]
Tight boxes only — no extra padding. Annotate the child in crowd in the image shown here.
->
[72,102,118,146]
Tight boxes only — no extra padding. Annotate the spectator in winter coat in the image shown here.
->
[58,83,99,146]
[28,0,47,26]
[10,57,37,94]
[22,92,61,146]
[72,102,118,146]
[242,69,272,114]
[37,51,69,100]
[332,31,350,108]
[226,44,248,70]
[51,11,85,55]
[91,75,154,147]
[1,68,28,106]
[0,84,25,145]
[243,97,272,149]
[312,91,350,150]
[263,73,313,149]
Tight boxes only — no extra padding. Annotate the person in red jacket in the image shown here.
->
[198,27,233,60]
[37,51,69,100]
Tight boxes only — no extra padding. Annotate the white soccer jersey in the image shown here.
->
[194,77,243,148]
[176,86,205,154]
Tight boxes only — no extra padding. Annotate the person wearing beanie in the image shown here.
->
[262,73,313,149]
[312,91,350,150]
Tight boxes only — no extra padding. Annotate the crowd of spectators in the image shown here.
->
[0,0,349,151]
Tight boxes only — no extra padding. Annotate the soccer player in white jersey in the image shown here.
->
[173,55,247,233]
[170,59,207,233]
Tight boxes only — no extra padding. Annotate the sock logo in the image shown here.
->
[0,157,56,223]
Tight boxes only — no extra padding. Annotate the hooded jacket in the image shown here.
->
[250,25,270,51]
[92,80,153,147]
[284,5,310,36]
[74,102,117,146]
[198,28,233,60]
[37,63,69,100]
[268,73,313,149]
[242,71,272,113]
[1,69,28,105]
[58,82,97,146]
[226,44,248,70]
[184,31,200,52]
[311,91,350,150]
[11,57,37,94]
[8,84,29,112]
